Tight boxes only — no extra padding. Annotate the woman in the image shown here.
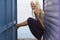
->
[16,1,45,40]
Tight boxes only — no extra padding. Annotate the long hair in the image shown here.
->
[31,0,44,17]
[31,0,41,16]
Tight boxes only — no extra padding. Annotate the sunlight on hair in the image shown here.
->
[31,0,41,17]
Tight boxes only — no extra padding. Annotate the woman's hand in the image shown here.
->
[34,7,44,19]
[16,24,20,29]
[34,8,41,19]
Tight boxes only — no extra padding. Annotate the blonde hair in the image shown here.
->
[31,0,41,16]
[31,0,40,9]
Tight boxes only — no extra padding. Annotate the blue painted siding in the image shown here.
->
[0,0,17,40]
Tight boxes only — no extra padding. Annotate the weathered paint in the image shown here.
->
[0,0,17,40]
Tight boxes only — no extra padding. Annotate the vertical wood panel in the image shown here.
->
[43,0,59,40]
[0,0,17,40]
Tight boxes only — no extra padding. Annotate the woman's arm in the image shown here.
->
[34,9,45,29]
[36,17,45,29]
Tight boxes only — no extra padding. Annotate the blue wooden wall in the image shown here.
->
[43,0,59,40]
[0,0,17,40]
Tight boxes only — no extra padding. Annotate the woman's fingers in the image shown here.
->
[34,9,41,16]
